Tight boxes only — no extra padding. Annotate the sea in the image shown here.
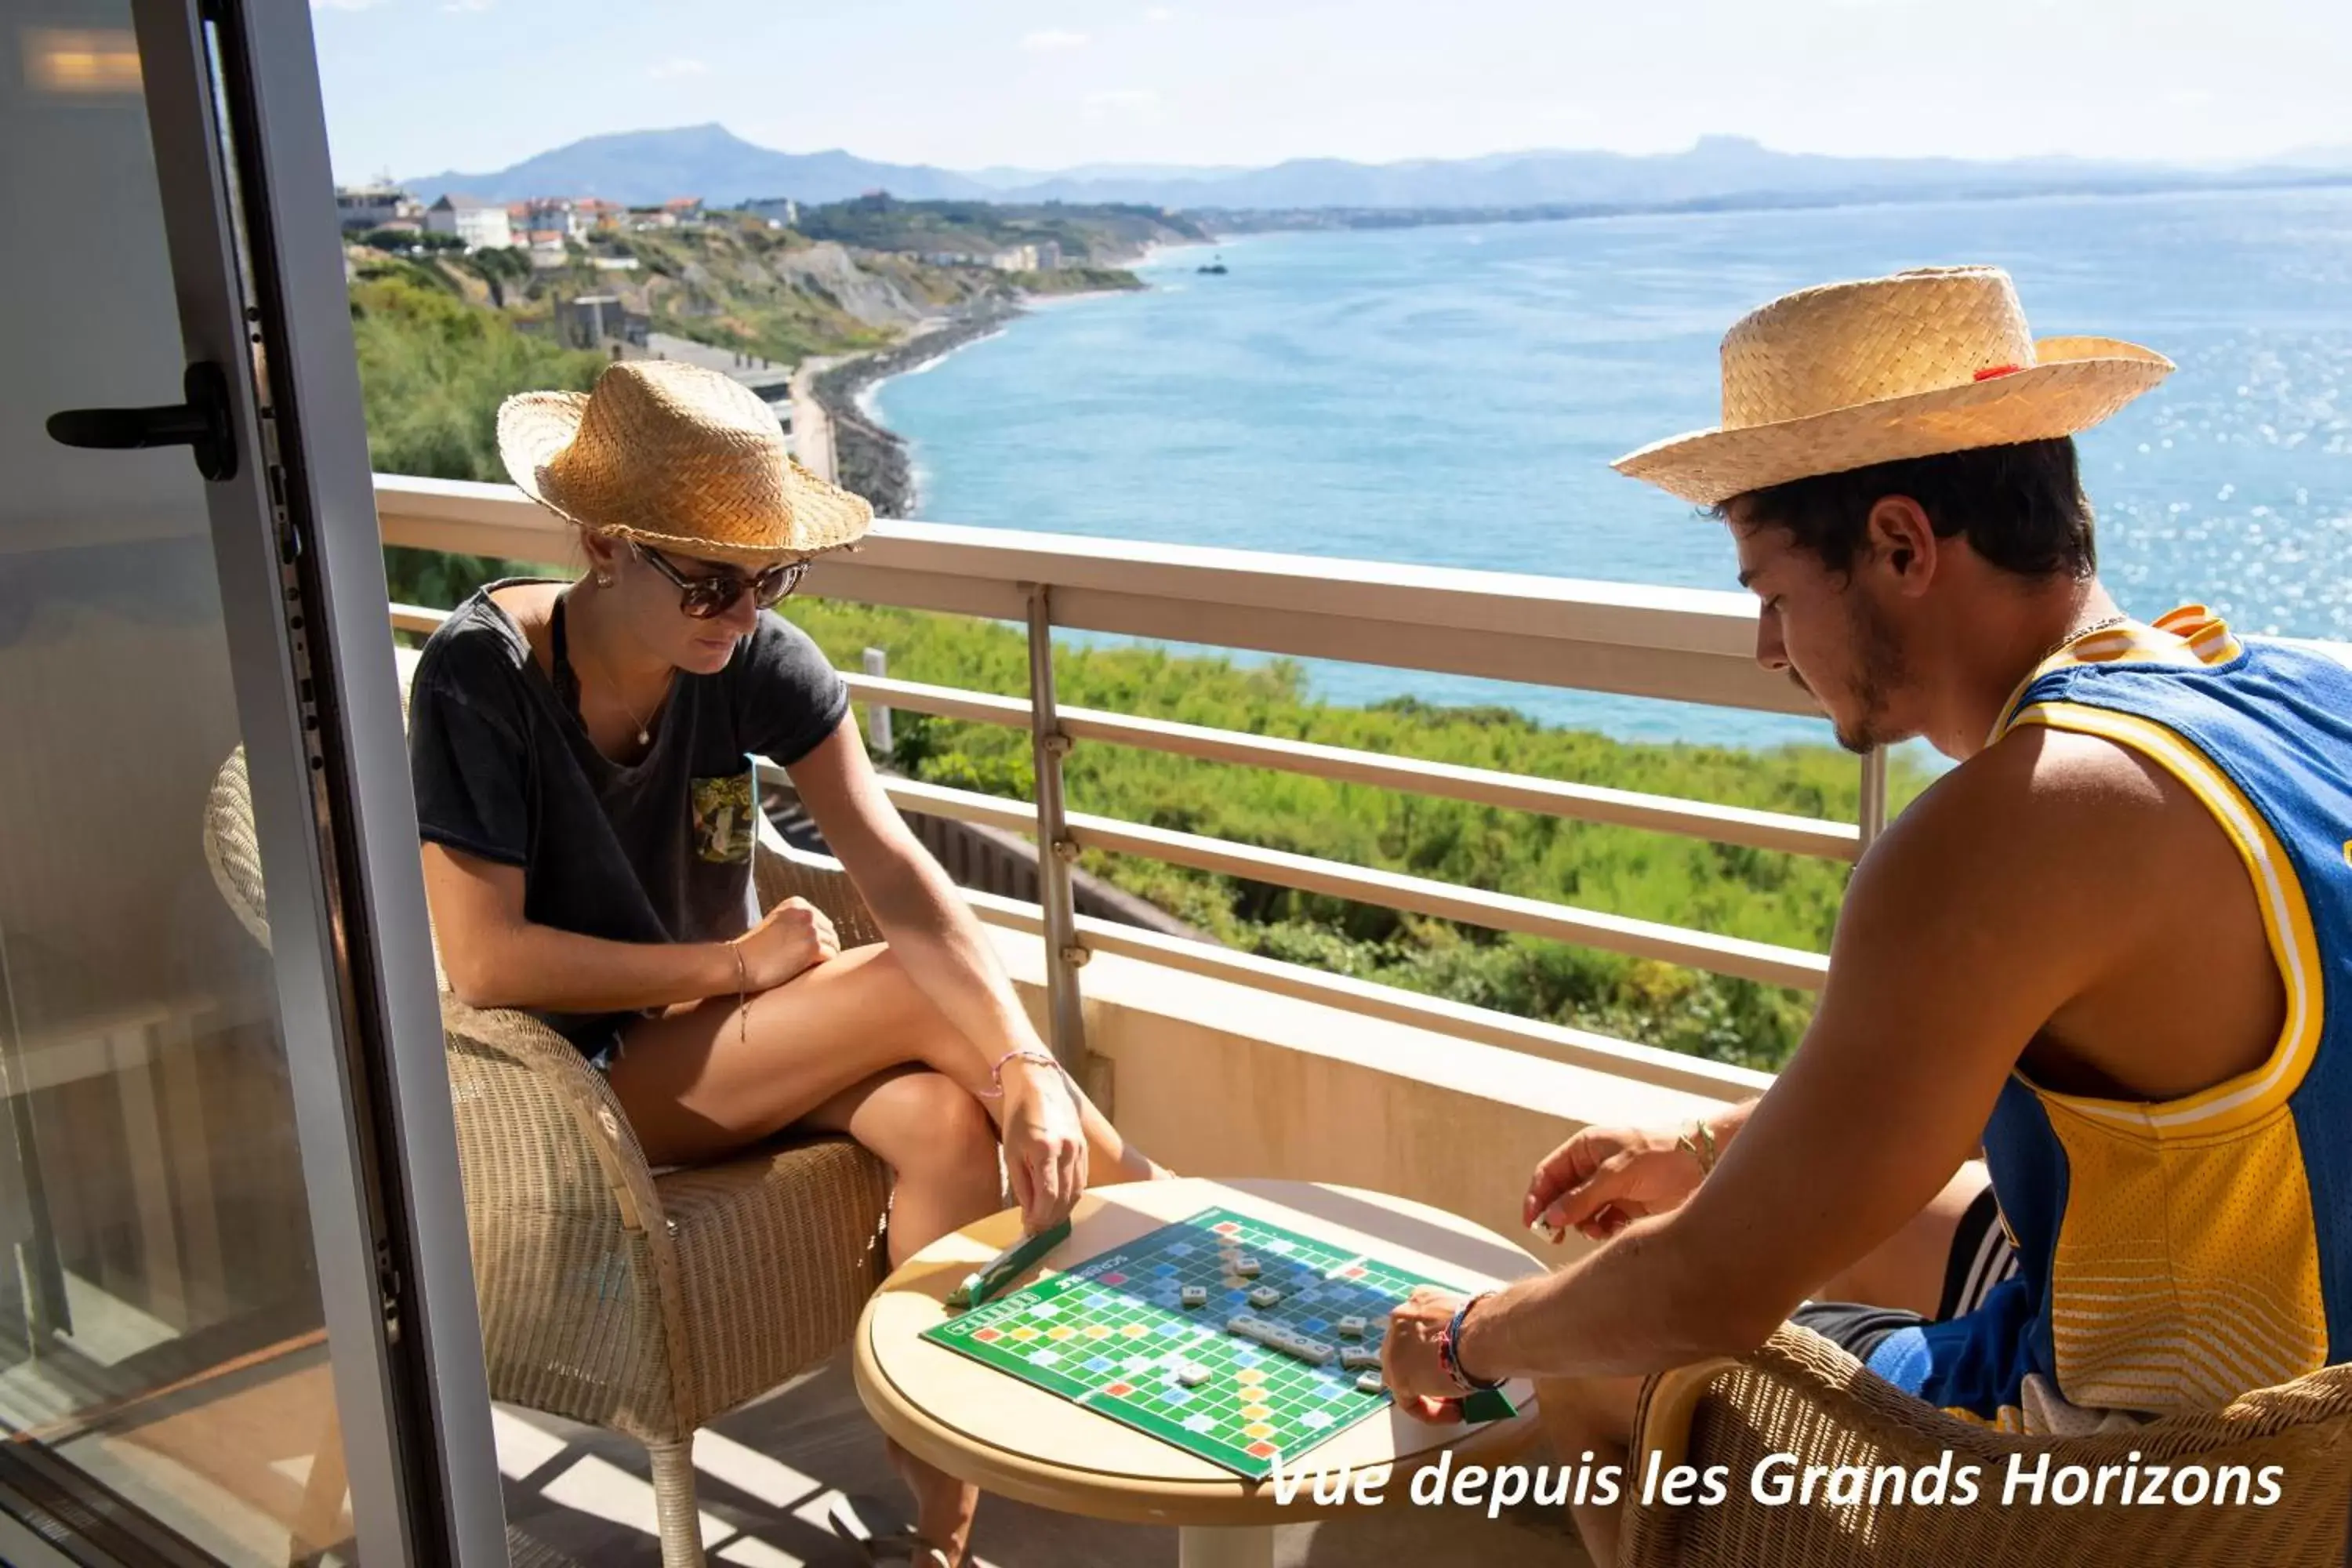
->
[866,186,2352,749]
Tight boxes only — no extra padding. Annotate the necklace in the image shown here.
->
[560,588,671,747]
[601,673,661,748]
[2034,612,2132,670]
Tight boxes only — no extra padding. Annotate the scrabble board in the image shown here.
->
[920,1206,1469,1480]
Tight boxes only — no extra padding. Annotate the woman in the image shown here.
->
[406,360,1157,1567]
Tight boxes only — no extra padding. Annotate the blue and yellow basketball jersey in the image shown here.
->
[1866,606,2352,1432]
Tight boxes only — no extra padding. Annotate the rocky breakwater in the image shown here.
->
[810,303,1023,519]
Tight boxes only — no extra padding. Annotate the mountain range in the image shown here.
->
[405,123,2352,214]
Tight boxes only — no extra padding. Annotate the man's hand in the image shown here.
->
[1382,1287,1468,1424]
[999,1058,1087,1232]
[730,897,839,991]
[1524,1122,1705,1243]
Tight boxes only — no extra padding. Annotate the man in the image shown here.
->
[1379,267,2352,1563]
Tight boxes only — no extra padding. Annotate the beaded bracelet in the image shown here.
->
[1439,1290,1503,1395]
[977,1046,1065,1099]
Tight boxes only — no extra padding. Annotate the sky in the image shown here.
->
[312,0,2352,183]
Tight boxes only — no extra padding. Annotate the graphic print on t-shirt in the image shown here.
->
[691,771,756,863]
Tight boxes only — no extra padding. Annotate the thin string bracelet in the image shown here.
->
[729,943,751,1047]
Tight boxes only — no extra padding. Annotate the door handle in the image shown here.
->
[46,361,238,482]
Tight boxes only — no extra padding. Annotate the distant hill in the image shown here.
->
[407,123,996,205]
[2273,143,2352,170]
[405,124,2348,214]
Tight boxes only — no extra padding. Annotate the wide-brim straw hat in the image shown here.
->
[1613,266,2173,506]
[498,358,873,567]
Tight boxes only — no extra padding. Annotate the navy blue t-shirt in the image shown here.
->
[407,581,849,1051]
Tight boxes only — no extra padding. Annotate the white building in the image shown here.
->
[989,244,1040,273]
[519,197,594,241]
[424,194,513,252]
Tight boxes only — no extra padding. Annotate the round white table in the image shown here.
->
[851,1177,1544,1567]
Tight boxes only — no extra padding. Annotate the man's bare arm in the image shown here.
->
[1460,731,2141,1380]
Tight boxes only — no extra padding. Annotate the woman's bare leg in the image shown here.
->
[603,948,1157,1564]
[604,942,1151,1177]
[797,1067,1000,1562]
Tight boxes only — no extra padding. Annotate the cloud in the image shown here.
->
[1084,87,1160,111]
[310,0,387,11]
[440,0,491,11]
[2167,87,2215,108]
[1144,5,1177,18]
[1022,28,1088,51]
[648,57,710,79]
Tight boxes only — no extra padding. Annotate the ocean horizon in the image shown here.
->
[867,185,2352,749]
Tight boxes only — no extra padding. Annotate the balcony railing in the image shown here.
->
[377,473,1886,1097]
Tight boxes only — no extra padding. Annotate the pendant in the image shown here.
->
[637,727,650,746]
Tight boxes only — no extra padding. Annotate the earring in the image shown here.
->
[596,572,613,587]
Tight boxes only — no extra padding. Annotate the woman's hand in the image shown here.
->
[730,896,839,992]
[998,1057,1087,1232]
[1523,1122,1707,1243]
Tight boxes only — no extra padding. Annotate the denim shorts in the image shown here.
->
[580,1026,626,1075]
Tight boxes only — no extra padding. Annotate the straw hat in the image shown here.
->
[1612,267,2172,506]
[497,358,873,566]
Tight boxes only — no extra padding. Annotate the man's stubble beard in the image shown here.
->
[1838,593,1908,754]
[1794,594,1908,756]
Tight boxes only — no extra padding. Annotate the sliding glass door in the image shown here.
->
[2,3,497,1564]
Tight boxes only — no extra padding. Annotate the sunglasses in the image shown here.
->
[632,543,808,619]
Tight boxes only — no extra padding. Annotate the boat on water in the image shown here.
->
[1196,254,1229,274]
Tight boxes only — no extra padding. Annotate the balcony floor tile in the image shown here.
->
[497,1357,1587,1566]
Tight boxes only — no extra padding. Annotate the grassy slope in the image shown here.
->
[785,597,1930,1070]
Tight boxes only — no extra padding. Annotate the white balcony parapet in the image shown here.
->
[376,473,1848,1006]
[376,474,1808,714]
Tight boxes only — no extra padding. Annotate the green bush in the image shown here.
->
[789,597,1927,1069]
[350,274,606,485]
[352,276,604,605]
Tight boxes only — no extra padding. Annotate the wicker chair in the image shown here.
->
[1621,1321,2352,1566]
[202,746,893,1568]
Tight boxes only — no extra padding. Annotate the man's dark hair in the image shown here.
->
[1714,437,2096,580]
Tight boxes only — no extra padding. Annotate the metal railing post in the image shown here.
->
[862,646,892,755]
[1025,586,1095,1091]
[1858,746,1889,853]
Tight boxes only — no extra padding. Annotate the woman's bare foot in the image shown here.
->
[884,1435,976,1565]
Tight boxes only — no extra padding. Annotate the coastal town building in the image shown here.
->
[514,195,594,240]
[553,292,650,352]
[332,180,419,231]
[743,196,801,227]
[423,192,513,252]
